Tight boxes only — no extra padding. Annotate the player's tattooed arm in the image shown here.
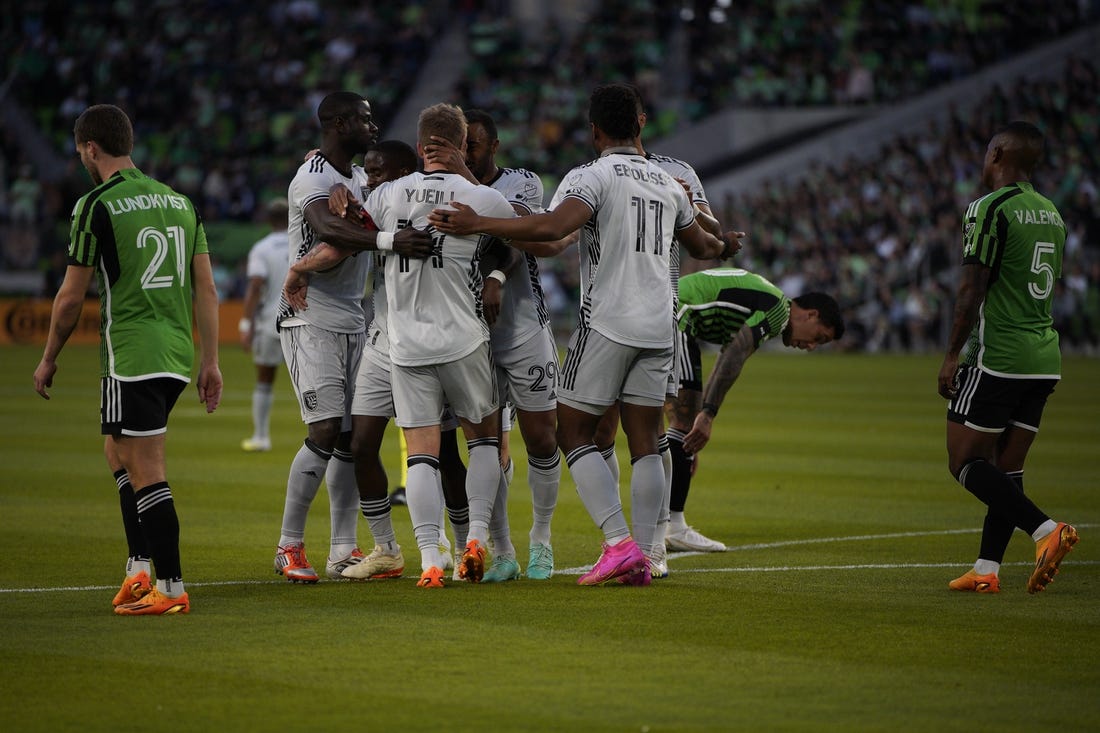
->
[282,243,348,311]
[683,326,756,454]
[293,243,348,274]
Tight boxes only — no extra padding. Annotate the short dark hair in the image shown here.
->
[793,292,845,340]
[74,104,134,157]
[370,139,419,173]
[993,120,1045,174]
[463,109,498,142]
[589,83,643,140]
[317,92,366,128]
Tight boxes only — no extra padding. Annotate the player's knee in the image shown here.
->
[525,426,557,457]
[952,457,986,485]
[306,419,341,451]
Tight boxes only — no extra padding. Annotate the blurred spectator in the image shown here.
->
[8,164,41,226]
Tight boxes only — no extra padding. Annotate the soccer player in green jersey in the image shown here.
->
[938,121,1078,595]
[33,104,222,615]
[675,268,844,455]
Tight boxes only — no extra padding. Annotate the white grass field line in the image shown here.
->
[2,525,1095,594]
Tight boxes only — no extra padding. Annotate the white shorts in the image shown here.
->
[252,331,283,368]
[353,347,460,429]
[392,342,498,428]
[493,325,558,414]
[280,324,364,428]
[351,349,394,418]
[558,325,672,415]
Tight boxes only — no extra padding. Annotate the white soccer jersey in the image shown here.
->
[278,153,372,333]
[647,152,709,300]
[550,149,696,348]
[366,170,516,367]
[488,167,551,351]
[246,230,290,336]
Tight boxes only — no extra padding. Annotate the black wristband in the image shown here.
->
[720,236,732,260]
[701,402,719,418]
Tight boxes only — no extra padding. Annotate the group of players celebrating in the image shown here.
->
[268,84,843,589]
[37,82,1076,615]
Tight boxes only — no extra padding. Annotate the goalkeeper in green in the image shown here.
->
[675,268,844,454]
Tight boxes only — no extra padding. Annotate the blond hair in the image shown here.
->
[417,103,467,150]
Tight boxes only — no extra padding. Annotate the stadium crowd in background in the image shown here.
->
[682,0,1090,115]
[712,56,1100,355]
[1,1,1098,355]
[448,0,1095,174]
[3,0,445,224]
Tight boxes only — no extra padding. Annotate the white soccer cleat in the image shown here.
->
[341,545,404,580]
[665,525,727,552]
[326,547,365,579]
[241,436,272,452]
[440,544,455,571]
[647,543,669,579]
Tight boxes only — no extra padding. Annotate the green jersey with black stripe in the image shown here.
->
[675,268,790,347]
[68,168,208,381]
[960,181,1064,378]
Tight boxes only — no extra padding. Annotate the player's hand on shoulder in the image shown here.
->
[327,184,361,219]
[429,202,478,235]
[392,227,435,258]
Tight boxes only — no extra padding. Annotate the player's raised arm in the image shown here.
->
[429,197,591,243]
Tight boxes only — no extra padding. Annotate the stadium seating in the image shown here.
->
[712,55,1100,353]
[1,1,1096,352]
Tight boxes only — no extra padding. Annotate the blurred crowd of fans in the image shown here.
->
[710,56,1100,354]
[683,0,1094,115]
[447,0,1097,177]
[1,1,1097,353]
[2,0,445,224]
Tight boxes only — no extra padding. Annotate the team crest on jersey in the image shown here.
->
[522,181,539,200]
[302,390,318,411]
[360,186,370,200]
[567,173,583,187]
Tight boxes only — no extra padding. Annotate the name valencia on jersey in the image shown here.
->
[1014,208,1065,227]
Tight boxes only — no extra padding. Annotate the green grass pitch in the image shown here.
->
[1,343,1097,732]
